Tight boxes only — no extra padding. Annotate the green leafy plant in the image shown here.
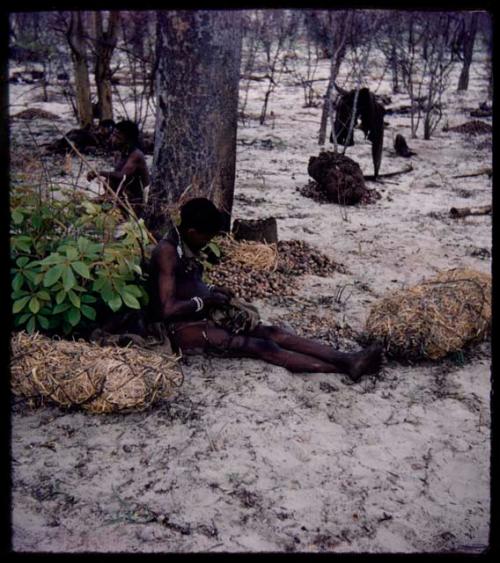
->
[11,183,151,335]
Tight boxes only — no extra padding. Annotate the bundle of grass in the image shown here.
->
[10,331,183,413]
[364,268,491,361]
[215,235,278,272]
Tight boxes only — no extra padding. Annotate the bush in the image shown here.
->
[10,183,151,335]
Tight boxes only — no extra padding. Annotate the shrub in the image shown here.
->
[10,183,151,335]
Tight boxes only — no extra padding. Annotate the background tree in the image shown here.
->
[456,12,479,91]
[147,10,243,236]
[92,11,120,121]
[65,12,93,128]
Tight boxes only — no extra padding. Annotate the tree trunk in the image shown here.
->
[94,11,120,122]
[318,12,349,146]
[67,12,93,128]
[457,13,479,91]
[148,10,242,236]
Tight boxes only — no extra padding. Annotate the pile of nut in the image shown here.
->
[205,239,343,300]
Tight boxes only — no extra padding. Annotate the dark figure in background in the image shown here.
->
[87,120,149,217]
[148,198,383,381]
[330,87,385,179]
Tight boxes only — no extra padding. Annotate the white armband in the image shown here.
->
[191,296,204,312]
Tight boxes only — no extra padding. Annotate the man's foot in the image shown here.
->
[348,344,384,382]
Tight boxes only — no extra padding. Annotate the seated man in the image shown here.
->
[148,198,382,381]
[87,120,149,218]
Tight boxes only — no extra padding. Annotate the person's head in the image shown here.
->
[111,120,140,150]
[178,198,223,251]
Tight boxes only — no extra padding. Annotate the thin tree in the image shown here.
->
[147,10,243,236]
[92,11,120,121]
[65,12,93,128]
[457,12,479,91]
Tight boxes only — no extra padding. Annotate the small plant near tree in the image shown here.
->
[11,183,150,336]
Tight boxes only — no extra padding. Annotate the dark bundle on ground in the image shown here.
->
[394,134,416,157]
[10,331,183,413]
[298,180,380,205]
[205,237,343,300]
[364,268,491,361]
[12,108,60,120]
[307,152,368,205]
[447,120,492,135]
[44,128,100,155]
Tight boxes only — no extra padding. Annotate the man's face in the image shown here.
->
[185,228,215,252]
[110,129,127,150]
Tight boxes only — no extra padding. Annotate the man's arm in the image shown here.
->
[87,152,142,186]
[155,242,201,320]
[153,242,229,321]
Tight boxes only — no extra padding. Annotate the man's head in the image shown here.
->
[179,198,223,251]
[111,120,140,150]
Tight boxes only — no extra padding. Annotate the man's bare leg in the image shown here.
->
[170,321,380,378]
[251,324,383,381]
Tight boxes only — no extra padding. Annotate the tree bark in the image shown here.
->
[317,12,349,146]
[457,13,479,91]
[148,10,242,236]
[94,11,120,122]
[67,12,93,128]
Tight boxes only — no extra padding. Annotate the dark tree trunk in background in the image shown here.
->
[457,12,479,91]
[147,10,242,236]
[94,11,120,121]
[67,12,93,128]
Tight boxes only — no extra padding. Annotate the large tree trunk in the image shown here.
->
[94,11,120,122]
[148,10,242,236]
[67,12,93,128]
[457,12,479,91]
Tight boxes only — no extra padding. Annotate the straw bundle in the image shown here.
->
[364,268,491,360]
[216,235,278,272]
[10,331,183,413]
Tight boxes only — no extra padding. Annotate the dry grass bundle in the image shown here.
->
[364,268,491,360]
[216,235,278,271]
[10,331,183,413]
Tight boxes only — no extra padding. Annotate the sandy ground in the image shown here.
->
[9,36,492,553]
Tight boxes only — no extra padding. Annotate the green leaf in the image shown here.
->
[36,290,51,301]
[66,307,81,327]
[77,237,90,253]
[65,246,79,260]
[81,304,96,320]
[29,296,40,314]
[107,294,122,312]
[15,312,31,327]
[81,294,97,303]
[40,253,65,266]
[53,302,71,315]
[68,290,81,308]
[206,242,221,258]
[124,284,142,297]
[132,264,143,275]
[16,256,30,268]
[12,272,24,292]
[13,296,30,313]
[71,261,92,279]
[43,265,64,287]
[55,288,66,305]
[62,266,76,291]
[31,214,42,229]
[12,210,24,225]
[121,291,141,309]
[37,315,49,329]
[26,315,36,333]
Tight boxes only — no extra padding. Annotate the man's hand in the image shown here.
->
[204,292,230,308]
[210,286,234,298]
